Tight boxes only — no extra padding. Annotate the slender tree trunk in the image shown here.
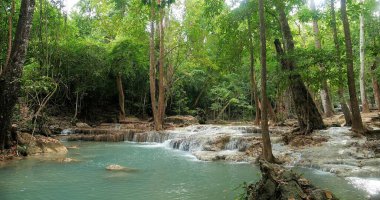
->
[274,0,324,133]
[149,2,159,129]
[216,100,232,120]
[371,57,380,111]
[340,0,366,134]
[74,92,79,120]
[157,6,165,130]
[0,0,36,150]
[116,73,126,121]
[359,0,370,113]
[247,17,261,125]
[193,85,206,107]
[4,0,15,72]
[310,0,334,117]
[258,99,276,122]
[330,0,352,125]
[259,0,275,162]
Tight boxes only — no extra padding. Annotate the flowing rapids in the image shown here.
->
[0,125,379,199]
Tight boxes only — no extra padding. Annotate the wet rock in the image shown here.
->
[17,132,68,155]
[76,122,91,128]
[106,164,138,172]
[193,150,249,162]
[202,135,230,151]
[60,158,79,163]
[67,145,79,149]
[246,160,339,200]
[165,115,199,126]
[48,125,62,135]
[106,164,125,171]
[285,135,329,147]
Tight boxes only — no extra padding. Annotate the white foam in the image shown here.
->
[346,177,380,196]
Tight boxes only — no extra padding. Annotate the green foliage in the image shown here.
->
[2,0,377,121]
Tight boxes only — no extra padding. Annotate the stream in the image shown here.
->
[0,125,379,199]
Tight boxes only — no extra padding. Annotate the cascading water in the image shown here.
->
[124,125,264,162]
[124,124,380,198]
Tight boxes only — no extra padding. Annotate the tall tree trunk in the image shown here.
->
[274,0,324,134]
[329,0,352,125]
[0,0,36,150]
[359,0,370,113]
[340,0,366,133]
[157,6,165,130]
[310,0,334,117]
[149,2,159,129]
[4,0,15,73]
[116,73,126,121]
[259,0,275,162]
[371,56,380,111]
[247,17,261,125]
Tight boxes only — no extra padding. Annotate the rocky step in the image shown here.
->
[246,160,339,200]
[67,130,169,143]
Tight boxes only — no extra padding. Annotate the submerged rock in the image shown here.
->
[17,132,68,156]
[106,164,138,172]
[60,157,79,163]
[246,160,339,200]
[67,145,79,149]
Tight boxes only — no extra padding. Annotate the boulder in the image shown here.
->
[202,135,230,151]
[164,115,199,126]
[246,160,339,200]
[76,122,91,128]
[17,132,68,155]
[106,164,138,172]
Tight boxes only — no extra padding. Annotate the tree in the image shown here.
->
[340,0,366,134]
[310,0,334,117]
[274,0,324,134]
[359,0,370,113]
[4,0,15,72]
[116,73,126,121]
[259,0,275,162]
[148,1,162,130]
[157,3,166,130]
[247,17,261,125]
[371,56,380,110]
[329,0,352,125]
[0,0,36,150]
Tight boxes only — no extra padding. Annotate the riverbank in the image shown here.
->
[2,113,380,199]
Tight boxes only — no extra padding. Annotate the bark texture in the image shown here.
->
[359,1,370,113]
[371,57,380,111]
[149,2,166,131]
[274,1,324,133]
[4,0,15,72]
[0,0,36,150]
[116,74,126,121]
[247,17,261,125]
[149,2,159,129]
[259,0,275,162]
[329,0,352,125]
[310,0,335,117]
[157,7,166,130]
[340,0,365,133]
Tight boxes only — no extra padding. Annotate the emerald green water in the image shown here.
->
[0,141,371,200]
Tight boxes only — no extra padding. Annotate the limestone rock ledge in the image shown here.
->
[246,160,339,200]
[17,132,68,156]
